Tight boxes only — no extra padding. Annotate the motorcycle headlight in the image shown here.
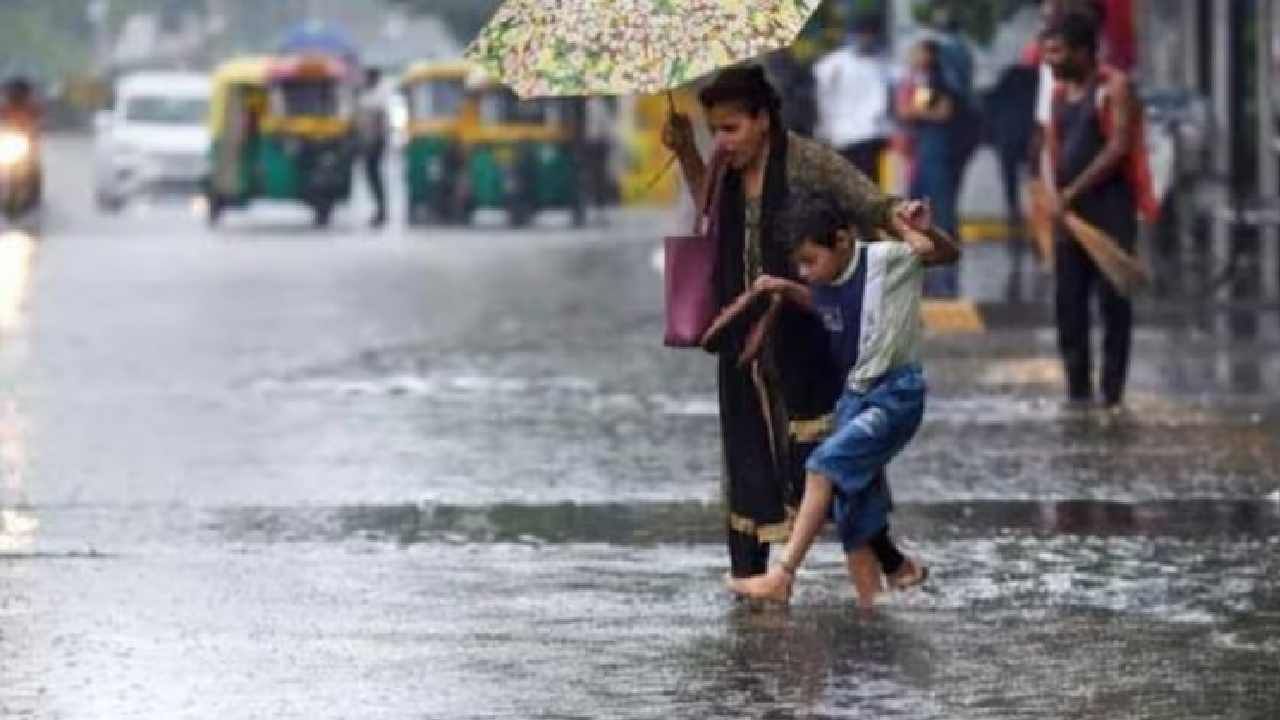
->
[0,132,31,167]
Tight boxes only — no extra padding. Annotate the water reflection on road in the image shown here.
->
[0,231,34,553]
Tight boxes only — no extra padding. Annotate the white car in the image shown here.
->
[93,72,211,212]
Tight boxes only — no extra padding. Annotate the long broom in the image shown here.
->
[1026,181,1150,296]
[1061,212,1151,296]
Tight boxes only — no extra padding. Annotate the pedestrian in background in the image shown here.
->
[923,4,974,114]
[896,39,961,298]
[582,96,620,224]
[1041,13,1140,409]
[811,13,892,185]
[766,51,818,137]
[985,59,1041,298]
[357,67,389,229]
[1032,1,1123,162]
[925,2,980,191]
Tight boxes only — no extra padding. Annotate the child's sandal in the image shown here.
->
[889,559,929,591]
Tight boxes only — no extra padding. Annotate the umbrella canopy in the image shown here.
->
[278,22,360,65]
[465,0,820,98]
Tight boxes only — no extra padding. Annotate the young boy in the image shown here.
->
[727,191,959,610]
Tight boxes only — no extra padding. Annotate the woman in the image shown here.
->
[662,66,928,588]
[897,39,962,298]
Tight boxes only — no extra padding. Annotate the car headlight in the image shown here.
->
[0,131,31,167]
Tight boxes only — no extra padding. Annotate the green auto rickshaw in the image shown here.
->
[400,60,471,225]
[460,74,583,228]
[205,55,356,227]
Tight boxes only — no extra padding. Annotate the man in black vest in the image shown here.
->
[1041,13,1138,409]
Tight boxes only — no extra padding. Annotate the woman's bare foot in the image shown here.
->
[726,565,793,603]
[887,557,929,591]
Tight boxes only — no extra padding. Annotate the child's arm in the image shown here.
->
[888,214,962,267]
[753,275,815,312]
[915,226,962,267]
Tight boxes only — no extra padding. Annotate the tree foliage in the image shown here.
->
[912,0,1032,46]
[0,0,198,79]
[384,0,502,41]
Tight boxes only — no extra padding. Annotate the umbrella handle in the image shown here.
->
[639,153,677,196]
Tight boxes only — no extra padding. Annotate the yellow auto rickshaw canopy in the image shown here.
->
[401,60,475,87]
[211,55,273,89]
[209,56,273,137]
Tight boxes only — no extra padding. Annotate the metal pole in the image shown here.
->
[1211,0,1233,320]
[1171,0,1202,298]
[1261,0,1280,300]
[1182,0,1201,90]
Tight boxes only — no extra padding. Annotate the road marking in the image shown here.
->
[923,299,986,334]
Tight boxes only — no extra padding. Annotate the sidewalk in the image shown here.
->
[940,236,1280,324]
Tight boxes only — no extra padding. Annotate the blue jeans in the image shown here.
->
[805,364,927,551]
[910,139,961,298]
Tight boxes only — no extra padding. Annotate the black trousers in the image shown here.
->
[1054,233,1134,404]
[363,144,386,218]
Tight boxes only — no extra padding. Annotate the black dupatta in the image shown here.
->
[712,129,843,422]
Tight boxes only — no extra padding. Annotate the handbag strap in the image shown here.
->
[693,151,729,235]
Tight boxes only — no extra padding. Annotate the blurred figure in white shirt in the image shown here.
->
[811,14,892,184]
[356,67,390,228]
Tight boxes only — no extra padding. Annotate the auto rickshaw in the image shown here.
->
[400,60,470,225]
[616,91,695,205]
[205,55,356,227]
[460,73,583,227]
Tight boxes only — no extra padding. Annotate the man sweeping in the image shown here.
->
[1041,12,1154,409]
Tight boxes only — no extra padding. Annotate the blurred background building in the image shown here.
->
[0,0,1277,299]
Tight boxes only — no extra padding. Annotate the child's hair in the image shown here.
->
[783,191,847,253]
[698,65,782,121]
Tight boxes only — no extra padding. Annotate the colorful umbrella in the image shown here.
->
[465,0,821,98]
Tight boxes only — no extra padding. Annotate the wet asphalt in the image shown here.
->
[0,136,1277,719]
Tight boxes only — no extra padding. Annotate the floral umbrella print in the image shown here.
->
[465,0,820,98]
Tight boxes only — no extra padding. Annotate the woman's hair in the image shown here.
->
[783,191,846,252]
[915,39,942,71]
[697,65,782,120]
[913,39,952,103]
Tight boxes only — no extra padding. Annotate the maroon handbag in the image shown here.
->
[663,154,727,348]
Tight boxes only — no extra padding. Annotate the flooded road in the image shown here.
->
[1,136,1278,718]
